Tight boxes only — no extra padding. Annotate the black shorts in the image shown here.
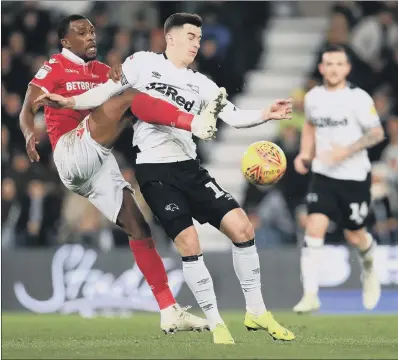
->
[306,173,371,231]
[135,159,240,239]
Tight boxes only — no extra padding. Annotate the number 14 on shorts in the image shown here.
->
[349,202,368,225]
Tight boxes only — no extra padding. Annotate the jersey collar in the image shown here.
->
[162,51,196,72]
[61,48,87,65]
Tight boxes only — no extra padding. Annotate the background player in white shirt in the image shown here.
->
[37,13,295,345]
[294,45,385,313]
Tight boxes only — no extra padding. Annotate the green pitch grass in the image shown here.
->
[2,312,398,359]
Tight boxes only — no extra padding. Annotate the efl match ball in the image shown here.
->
[241,141,287,185]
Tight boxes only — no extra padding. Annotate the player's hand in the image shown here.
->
[294,153,311,175]
[25,132,40,162]
[34,93,75,109]
[108,64,122,83]
[264,98,293,121]
[319,143,350,166]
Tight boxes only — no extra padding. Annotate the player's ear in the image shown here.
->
[166,32,173,45]
[61,38,70,49]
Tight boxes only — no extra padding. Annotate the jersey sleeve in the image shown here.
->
[29,61,58,93]
[121,51,148,87]
[303,93,314,123]
[354,90,381,130]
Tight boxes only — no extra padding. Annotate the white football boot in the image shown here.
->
[160,304,209,334]
[191,87,227,141]
[293,293,321,314]
[361,256,381,310]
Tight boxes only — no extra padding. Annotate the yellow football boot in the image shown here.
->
[212,323,235,345]
[244,311,295,341]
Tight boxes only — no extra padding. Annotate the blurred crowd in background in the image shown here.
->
[2,1,397,250]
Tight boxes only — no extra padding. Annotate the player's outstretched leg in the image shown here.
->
[174,225,234,344]
[117,189,209,334]
[293,213,328,313]
[220,208,295,341]
[345,228,381,310]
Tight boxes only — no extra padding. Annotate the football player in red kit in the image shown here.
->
[19,14,224,333]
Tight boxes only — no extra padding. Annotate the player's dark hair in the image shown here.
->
[164,13,203,34]
[322,44,351,62]
[57,14,88,40]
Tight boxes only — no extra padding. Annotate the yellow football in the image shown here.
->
[241,141,287,185]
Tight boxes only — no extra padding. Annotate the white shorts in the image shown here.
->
[53,117,132,223]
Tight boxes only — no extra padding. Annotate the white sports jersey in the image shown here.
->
[305,85,381,181]
[72,51,266,162]
[121,52,223,164]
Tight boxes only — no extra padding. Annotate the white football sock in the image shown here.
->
[357,233,375,258]
[300,236,324,296]
[182,255,223,330]
[232,240,266,316]
[357,233,376,265]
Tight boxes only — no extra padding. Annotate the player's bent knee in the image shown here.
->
[174,225,201,257]
[220,208,255,243]
[306,213,329,238]
[344,228,366,246]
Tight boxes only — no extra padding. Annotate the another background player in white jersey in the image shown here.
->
[293,45,385,313]
[40,13,295,345]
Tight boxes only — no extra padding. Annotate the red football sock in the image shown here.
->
[131,93,194,131]
[129,238,176,310]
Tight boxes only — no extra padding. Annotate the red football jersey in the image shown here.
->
[29,48,110,150]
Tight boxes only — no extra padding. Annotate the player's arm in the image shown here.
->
[20,62,58,162]
[19,85,44,162]
[218,99,292,128]
[345,94,385,157]
[35,54,140,110]
[294,121,315,175]
[200,78,292,128]
[294,94,315,175]
[345,127,384,156]
[299,121,316,159]
[35,79,128,110]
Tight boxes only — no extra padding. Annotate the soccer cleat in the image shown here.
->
[293,293,321,314]
[160,304,210,334]
[244,311,295,341]
[191,87,227,141]
[212,323,235,344]
[362,258,381,310]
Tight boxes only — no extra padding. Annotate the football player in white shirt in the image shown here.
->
[293,45,384,313]
[37,13,295,344]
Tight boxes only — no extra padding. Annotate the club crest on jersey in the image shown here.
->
[145,82,195,112]
[151,71,161,79]
[35,65,52,79]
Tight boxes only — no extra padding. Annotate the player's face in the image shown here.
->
[63,19,97,61]
[319,52,351,87]
[169,24,201,64]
